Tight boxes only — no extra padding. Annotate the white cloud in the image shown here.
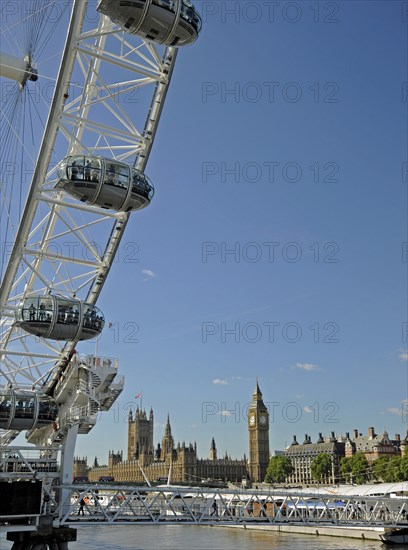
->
[294,362,319,372]
[218,410,233,417]
[399,350,408,361]
[386,407,401,416]
[304,406,313,414]
[142,269,156,279]
[213,378,228,385]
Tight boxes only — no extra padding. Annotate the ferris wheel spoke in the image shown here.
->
[40,218,106,259]
[14,348,44,382]
[0,99,37,165]
[21,257,54,291]
[48,269,101,295]
[144,42,166,67]
[114,33,165,70]
[76,41,163,80]
[2,355,57,385]
[27,211,114,269]
[73,66,145,138]
[33,3,71,62]
[24,334,65,358]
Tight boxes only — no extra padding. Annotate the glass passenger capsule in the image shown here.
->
[97,0,201,47]
[57,155,154,212]
[0,389,59,430]
[15,296,105,341]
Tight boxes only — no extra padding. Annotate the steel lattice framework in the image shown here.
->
[54,485,407,527]
[0,0,179,453]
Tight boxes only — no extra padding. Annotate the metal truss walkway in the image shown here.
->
[50,484,406,529]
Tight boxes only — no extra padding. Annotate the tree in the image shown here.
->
[386,456,403,482]
[373,455,405,482]
[311,453,332,483]
[340,456,353,483]
[340,452,369,484]
[372,456,390,482]
[400,455,408,480]
[265,456,293,483]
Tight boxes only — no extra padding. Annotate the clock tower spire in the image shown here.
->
[248,379,270,483]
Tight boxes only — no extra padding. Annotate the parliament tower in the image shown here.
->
[248,380,270,482]
[127,407,154,461]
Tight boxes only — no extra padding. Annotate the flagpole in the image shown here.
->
[141,390,143,412]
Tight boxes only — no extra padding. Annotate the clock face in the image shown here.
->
[249,415,255,425]
[260,414,267,425]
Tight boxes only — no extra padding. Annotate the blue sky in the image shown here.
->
[2,1,406,463]
[72,0,408,463]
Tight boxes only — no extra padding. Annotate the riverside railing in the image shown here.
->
[52,484,408,528]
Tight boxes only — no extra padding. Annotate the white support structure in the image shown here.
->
[0,4,200,548]
[0,0,178,452]
[0,445,61,480]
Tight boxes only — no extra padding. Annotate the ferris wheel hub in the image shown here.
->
[0,52,38,86]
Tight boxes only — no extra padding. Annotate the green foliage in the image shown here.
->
[311,453,332,482]
[372,456,390,481]
[340,452,369,484]
[265,456,293,483]
[340,456,353,483]
[372,455,408,482]
[386,457,404,482]
[400,456,408,480]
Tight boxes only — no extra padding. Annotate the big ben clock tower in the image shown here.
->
[248,380,270,483]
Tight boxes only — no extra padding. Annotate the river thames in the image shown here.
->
[1,525,389,549]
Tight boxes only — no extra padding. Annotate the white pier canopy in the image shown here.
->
[57,156,154,212]
[15,296,105,341]
[97,0,202,46]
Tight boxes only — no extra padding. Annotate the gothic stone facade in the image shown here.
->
[80,409,247,484]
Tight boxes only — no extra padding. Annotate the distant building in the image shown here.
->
[72,456,88,481]
[248,380,270,483]
[76,386,407,487]
[285,432,345,485]
[75,383,275,484]
[345,427,404,461]
[284,427,406,486]
[270,450,285,457]
[77,409,247,484]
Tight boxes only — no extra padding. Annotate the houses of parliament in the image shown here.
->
[74,382,270,484]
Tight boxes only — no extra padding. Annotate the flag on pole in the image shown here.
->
[135,393,142,399]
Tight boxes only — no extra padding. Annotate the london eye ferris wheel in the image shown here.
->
[0,0,201,474]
